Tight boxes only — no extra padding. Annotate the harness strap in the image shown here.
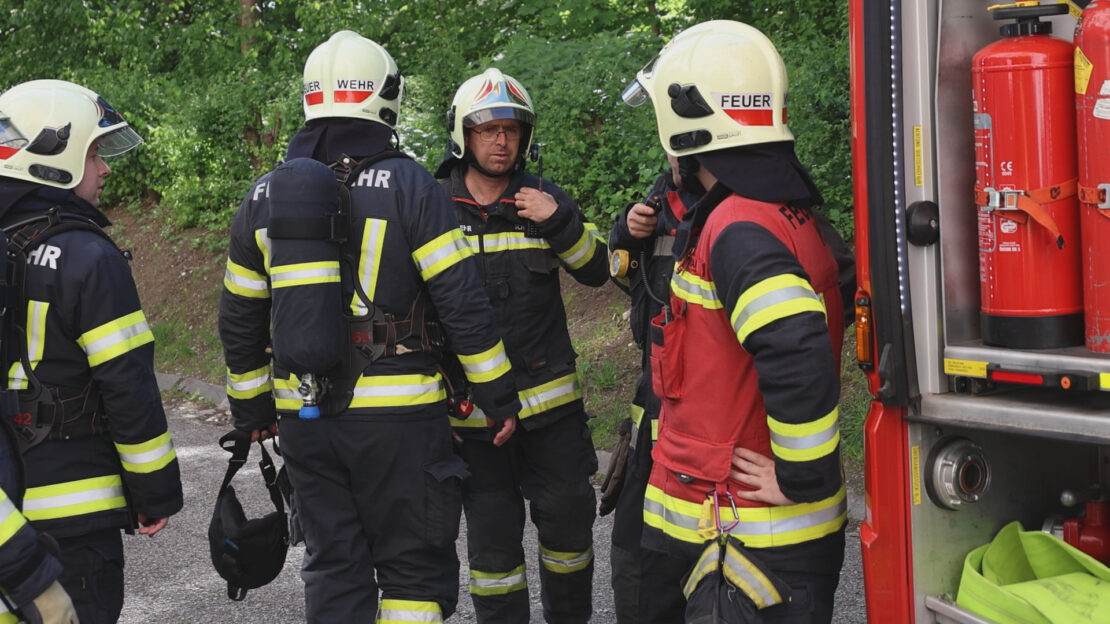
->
[1078,183,1110,218]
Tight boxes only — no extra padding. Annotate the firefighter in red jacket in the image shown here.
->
[0,79,184,623]
[435,68,609,623]
[622,21,847,622]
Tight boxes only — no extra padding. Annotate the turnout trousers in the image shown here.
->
[639,527,846,623]
[457,411,598,623]
[56,528,124,624]
[609,403,656,623]
[280,411,468,623]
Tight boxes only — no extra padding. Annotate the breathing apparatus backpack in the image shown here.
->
[0,208,120,453]
[266,152,445,418]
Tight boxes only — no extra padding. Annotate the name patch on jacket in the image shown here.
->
[27,244,61,269]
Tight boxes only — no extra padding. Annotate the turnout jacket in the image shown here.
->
[0,183,183,539]
[220,144,521,427]
[645,186,847,550]
[440,165,609,433]
[608,172,694,449]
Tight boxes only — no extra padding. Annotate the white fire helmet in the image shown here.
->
[622,20,793,156]
[302,30,404,127]
[446,68,536,160]
[0,79,143,189]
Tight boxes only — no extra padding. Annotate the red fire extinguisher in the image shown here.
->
[1076,1,1110,353]
[973,3,1084,349]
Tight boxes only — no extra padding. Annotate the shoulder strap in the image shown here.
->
[216,430,285,514]
[4,208,121,258]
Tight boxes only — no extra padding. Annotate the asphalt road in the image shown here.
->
[118,384,867,623]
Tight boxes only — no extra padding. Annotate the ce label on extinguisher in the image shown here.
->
[999,160,1014,176]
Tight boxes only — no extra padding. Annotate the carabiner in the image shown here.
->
[709,490,740,533]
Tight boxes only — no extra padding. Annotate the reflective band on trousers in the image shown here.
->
[413,228,472,282]
[78,310,154,367]
[457,341,512,384]
[539,544,594,574]
[731,274,825,343]
[22,475,127,521]
[8,299,48,390]
[269,261,341,289]
[643,483,847,549]
[115,431,177,474]
[768,407,840,463]
[682,537,785,609]
[470,564,528,596]
[376,598,442,623]
[226,365,272,400]
[671,268,722,310]
[0,490,27,547]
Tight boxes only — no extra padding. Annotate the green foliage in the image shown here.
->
[0,0,852,240]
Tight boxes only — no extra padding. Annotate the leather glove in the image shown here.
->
[21,581,78,624]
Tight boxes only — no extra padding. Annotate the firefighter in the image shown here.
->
[604,155,701,623]
[0,416,77,623]
[435,68,609,623]
[219,31,521,623]
[0,79,184,624]
[622,21,847,622]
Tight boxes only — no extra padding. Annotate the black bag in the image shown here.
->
[208,430,289,600]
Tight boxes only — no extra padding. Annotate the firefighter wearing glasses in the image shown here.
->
[436,68,608,623]
[0,79,183,623]
[623,21,847,622]
[219,32,521,623]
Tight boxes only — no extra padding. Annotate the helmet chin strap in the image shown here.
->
[677,155,706,195]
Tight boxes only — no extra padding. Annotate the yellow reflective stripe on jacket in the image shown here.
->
[7,299,48,390]
[223,259,269,299]
[115,431,177,474]
[253,228,272,274]
[672,268,723,310]
[226,365,272,400]
[376,598,442,623]
[22,475,127,521]
[466,232,548,253]
[413,228,472,282]
[643,483,847,549]
[457,341,511,384]
[768,408,840,463]
[0,490,27,547]
[351,218,387,315]
[539,544,593,574]
[0,598,15,623]
[557,228,601,271]
[270,261,341,289]
[469,564,528,596]
[78,310,155,367]
[683,537,785,608]
[519,373,582,419]
[731,274,825,343]
[349,374,445,408]
[272,375,301,410]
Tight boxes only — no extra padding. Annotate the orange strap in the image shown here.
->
[975,178,1076,248]
[1078,183,1110,221]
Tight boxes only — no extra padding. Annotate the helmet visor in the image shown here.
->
[621,79,650,107]
[0,114,28,154]
[96,125,143,158]
[463,106,535,129]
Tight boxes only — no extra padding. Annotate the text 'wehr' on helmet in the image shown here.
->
[622,20,793,157]
[0,79,143,189]
[302,30,404,128]
[445,68,536,162]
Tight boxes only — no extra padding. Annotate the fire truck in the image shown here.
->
[849,0,1110,621]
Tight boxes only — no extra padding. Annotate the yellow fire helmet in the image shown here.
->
[0,79,143,189]
[445,68,536,160]
[623,20,793,157]
[302,30,404,128]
